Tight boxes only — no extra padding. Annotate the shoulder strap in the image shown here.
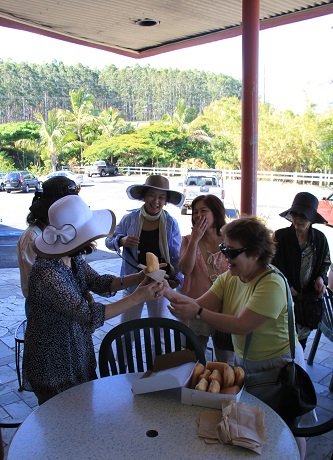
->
[243,267,295,363]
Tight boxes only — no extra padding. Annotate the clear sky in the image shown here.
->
[0,12,332,114]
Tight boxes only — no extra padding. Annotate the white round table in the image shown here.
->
[8,374,300,460]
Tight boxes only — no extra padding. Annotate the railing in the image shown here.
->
[114,167,333,187]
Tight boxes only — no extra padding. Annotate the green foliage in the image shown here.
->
[0,151,15,171]
[0,57,332,172]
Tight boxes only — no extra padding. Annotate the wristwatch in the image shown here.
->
[195,306,203,319]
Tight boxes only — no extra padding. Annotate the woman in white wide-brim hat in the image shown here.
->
[105,174,184,324]
[22,195,165,405]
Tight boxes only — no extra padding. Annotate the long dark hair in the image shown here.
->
[191,194,226,236]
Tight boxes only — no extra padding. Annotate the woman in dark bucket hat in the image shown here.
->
[279,191,327,224]
[106,174,184,326]
[273,192,331,349]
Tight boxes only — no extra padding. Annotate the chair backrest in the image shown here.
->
[321,287,333,340]
[98,318,206,377]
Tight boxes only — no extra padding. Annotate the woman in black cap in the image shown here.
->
[272,191,331,349]
[17,176,80,316]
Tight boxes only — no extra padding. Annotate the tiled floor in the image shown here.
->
[1,259,333,459]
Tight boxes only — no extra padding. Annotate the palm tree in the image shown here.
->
[35,109,75,171]
[66,88,96,163]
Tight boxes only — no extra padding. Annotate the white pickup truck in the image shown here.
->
[179,169,225,215]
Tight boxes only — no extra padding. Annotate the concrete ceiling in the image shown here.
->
[0,1,332,58]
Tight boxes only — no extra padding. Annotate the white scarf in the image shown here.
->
[136,205,170,263]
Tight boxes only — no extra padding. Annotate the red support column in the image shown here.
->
[241,0,260,216]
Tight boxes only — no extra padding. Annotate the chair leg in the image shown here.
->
[15,340,23,391]
[307,328,322,365]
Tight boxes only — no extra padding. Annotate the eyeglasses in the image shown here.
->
[219,243,247,260]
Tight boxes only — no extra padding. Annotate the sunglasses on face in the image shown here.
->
[219,242,247,260]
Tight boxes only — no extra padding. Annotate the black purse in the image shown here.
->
[293,291,324,330]
[243,269,317,426]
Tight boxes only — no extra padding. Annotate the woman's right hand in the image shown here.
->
[120,235,140,248]
[131,277,166,302]
[191,215,208,243]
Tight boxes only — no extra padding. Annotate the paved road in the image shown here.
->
[2,174,333,268]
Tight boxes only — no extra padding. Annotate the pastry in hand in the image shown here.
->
[146,252,159,272]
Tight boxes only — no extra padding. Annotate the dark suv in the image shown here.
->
[4,171,40,193]
[0,172,5,191]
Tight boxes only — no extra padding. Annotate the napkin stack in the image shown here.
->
[197,401,266,454]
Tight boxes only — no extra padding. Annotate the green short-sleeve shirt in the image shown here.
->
[210,267,292,361]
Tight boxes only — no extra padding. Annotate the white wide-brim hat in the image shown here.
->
[34,195,116,258]
[126,175,185,207]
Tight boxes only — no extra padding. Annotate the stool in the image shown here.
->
[14,319,27,391]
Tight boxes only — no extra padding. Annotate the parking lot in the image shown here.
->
[1,174,333,267]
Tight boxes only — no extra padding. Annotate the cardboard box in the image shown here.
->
[132,350,243,409]
[131,349,196,395]
[181,383,242,409]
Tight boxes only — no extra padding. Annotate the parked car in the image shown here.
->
[318,193,333,226]
[86,160,118,177]
[39,170,85,187]
[178,169,225,215]
[0,172,5,191]
[4,171,40,193]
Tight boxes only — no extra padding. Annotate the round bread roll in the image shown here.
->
[208,379,221,393]
[208,369,222,386]
[220,385,240,395]
[234,366,245,388]
[206,361,230,373]
[195,378,209,392]
[199,369,211,381]
[189,363,205,389]
[222,364,235,389]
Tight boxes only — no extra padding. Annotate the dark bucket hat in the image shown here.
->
[279,192,327,224]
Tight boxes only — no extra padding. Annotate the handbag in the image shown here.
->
[293,291,324,330]
[243,269,317,426]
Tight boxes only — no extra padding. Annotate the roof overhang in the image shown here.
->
[0,1,332,58]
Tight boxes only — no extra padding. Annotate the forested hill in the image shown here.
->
[0,60,242,123]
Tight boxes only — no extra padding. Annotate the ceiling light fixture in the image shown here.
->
[135,18,160,27]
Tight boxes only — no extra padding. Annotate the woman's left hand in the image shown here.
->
[314,276,326,297]
[132,277,166,302]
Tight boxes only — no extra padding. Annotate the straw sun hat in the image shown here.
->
[34,195,116,258]
[126,175,185,207]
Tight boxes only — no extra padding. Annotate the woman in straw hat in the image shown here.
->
[17,176,80,316]
[22,195,165,405]
[272,191,331,349]
[105,174,184,324]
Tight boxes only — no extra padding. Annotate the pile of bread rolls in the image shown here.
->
[189,361,245,395]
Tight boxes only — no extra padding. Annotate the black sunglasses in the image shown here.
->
[219,242,247,260]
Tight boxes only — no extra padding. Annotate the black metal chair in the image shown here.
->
[14,319,27,391]
[307,287,333,392]
[291,417,333,438]
[98,317,206,377]
[0,419,22,460]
